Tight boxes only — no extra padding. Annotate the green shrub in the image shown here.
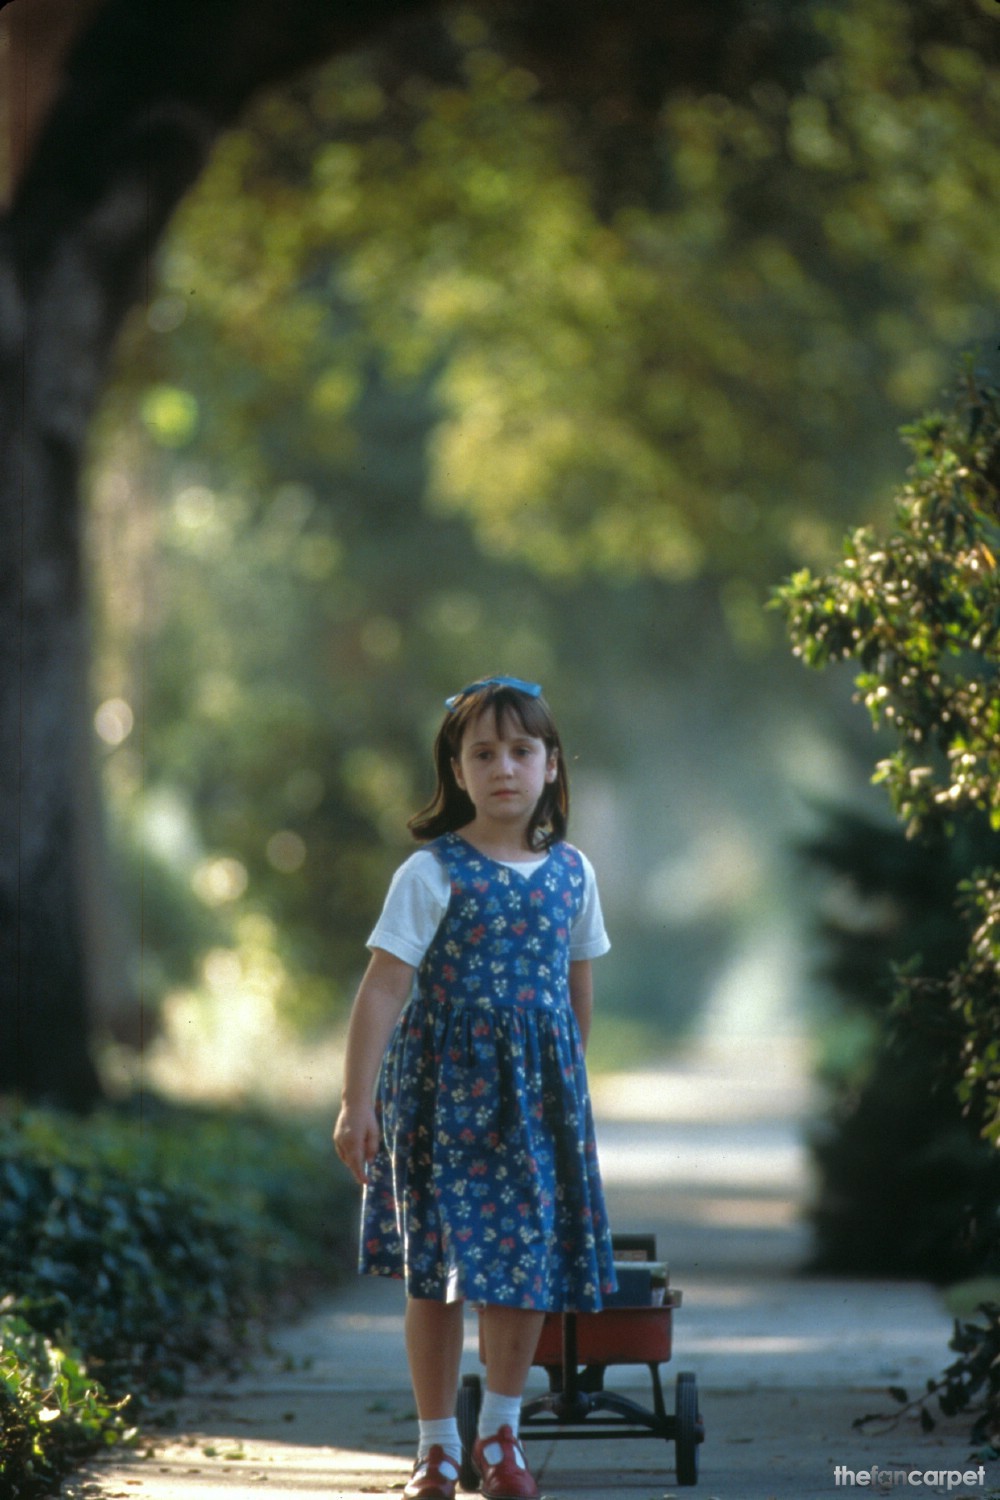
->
[0,1307,134,1499]
[0,1100,354,1496]
[775,370,1000,1135]
[801,806,1000,1280]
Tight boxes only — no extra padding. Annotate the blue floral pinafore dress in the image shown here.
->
[360,832,617,1311]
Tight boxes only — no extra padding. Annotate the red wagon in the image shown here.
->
[457,1233,705,1488]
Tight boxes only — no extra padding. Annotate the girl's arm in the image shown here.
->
[569,959,594,1053]
[333,948,415,1185]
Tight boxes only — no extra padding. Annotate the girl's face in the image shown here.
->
[452,707,558,830]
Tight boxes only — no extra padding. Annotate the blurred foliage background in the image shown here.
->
[80,0,1000,1097]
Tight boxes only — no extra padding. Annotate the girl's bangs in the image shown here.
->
[455,686,558,745]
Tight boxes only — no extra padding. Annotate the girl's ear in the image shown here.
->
[451,756,467,791]
[545,750,558,783]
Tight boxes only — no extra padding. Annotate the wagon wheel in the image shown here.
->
[674,1371,703,1486]
[456,1373,483,1492]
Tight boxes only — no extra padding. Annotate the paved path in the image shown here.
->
[70,1046,995,1500]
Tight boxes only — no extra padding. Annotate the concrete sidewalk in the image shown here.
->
[63,1386,995,1500]
[67,1046,997,1500]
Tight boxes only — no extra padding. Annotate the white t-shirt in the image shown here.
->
[367,843,611,970]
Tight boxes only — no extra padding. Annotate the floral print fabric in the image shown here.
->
[360,832,617,1311]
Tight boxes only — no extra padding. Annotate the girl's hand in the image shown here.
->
[333,1101,381,1186]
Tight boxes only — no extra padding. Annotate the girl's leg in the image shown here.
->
[474,1307,545,1498]
[479,1305,545,1398]
[402,1298,464,1499]
[405,1295,466,1418]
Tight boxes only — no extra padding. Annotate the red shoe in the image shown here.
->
[403,1445,459,1500]
[471,1426,539,1500]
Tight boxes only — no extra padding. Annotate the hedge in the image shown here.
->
[0,1100,354,1497]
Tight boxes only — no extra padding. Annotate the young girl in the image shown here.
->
[333,676,616,1500]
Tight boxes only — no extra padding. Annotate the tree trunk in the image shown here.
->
[0,0,426,1106]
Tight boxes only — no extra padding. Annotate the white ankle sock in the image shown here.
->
[417,1416,461,1465]
[477,1389,523,1441]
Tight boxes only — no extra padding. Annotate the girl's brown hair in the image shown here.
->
[408,681,569,851]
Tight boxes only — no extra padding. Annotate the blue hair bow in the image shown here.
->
[444,676,543,711]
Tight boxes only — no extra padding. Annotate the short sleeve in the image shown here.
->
[366,850,450,967]
[570,851,611,961]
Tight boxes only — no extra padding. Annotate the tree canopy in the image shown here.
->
[108,0,1000,587]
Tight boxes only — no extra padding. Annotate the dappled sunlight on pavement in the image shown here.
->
[592,1037,815,1280]
[588,1041,955,1393]
[74,1384,996,1500]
